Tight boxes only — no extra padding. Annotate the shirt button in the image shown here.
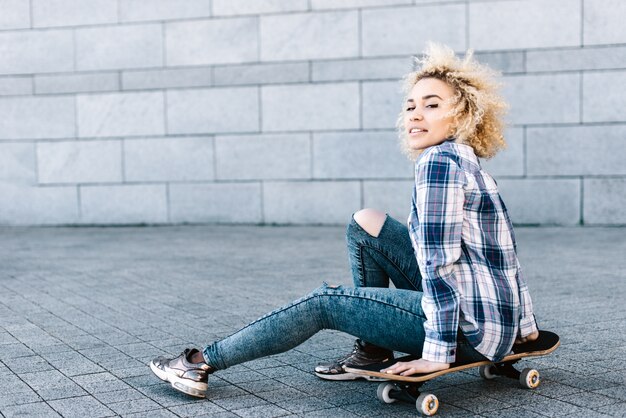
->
[426,261,432,266]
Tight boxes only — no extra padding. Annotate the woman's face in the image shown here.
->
[403,77,456,152]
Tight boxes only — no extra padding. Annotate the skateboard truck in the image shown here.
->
[376,380,439,416]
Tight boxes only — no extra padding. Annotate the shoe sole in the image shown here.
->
[314,371,388,382]
[149,360,208,398]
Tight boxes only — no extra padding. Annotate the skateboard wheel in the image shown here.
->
[376,382,397,404]
[520,368,540,389]
[479,364,497,380]
[416,392,439,416]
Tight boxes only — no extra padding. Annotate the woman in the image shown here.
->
[150,43,539,398]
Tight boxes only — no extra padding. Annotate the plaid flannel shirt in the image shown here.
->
[408,141,538,363]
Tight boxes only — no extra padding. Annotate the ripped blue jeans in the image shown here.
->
[203,214,486,369]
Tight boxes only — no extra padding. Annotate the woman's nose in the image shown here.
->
[410,112,423,121]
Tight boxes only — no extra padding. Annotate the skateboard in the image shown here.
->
[344,330,560,416]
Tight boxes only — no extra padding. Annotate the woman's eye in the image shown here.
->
[405,107,415,111]
[426,104,438,108]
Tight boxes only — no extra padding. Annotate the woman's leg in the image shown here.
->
[347,210,422,291]
[313,210,423,379]
[203,284,426,370]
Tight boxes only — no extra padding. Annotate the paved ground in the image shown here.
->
[0,224,625,417]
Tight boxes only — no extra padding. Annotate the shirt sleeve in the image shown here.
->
[410,152,465,364]
[515,261,539,337]
[499,196,539,338]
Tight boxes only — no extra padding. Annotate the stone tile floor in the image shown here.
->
[0,225,625,417]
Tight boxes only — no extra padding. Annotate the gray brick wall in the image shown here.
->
[0,0,624,226]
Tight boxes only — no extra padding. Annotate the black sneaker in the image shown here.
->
[150,348,215,398]
[314,339,393,381]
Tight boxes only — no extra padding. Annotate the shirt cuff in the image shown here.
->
[421,337,456,364]
[519,315,538,338]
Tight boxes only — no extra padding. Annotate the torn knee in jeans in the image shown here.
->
[352,209,387,238]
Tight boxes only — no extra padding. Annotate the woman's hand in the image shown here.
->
[381,358,450,376]
[515,330,539,345]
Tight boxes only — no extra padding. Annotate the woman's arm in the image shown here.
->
[410,151,466,365]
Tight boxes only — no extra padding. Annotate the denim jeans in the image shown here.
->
[203,214,487,370]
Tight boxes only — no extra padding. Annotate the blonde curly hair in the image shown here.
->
[396,43,508,160]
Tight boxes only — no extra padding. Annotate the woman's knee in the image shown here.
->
[352,208,387,238]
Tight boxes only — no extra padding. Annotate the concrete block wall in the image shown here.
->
[0,0,624,226]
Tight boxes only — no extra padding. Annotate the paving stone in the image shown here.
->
[275,396,330,414]
[0,343,35,361]
[204,385,249,401]
[107,397,162,415]
[37,385,89,401]
[486,406,546,418]
[559,391,621,409]
[231,403,292,418]
[254,386,309,403]
[299,408,360,417]
[48,395,115,417]
[2,355,54,374]
[167,400,229,417]
[136,383,199,407]
[517,395,592,417]
[0,389,41,408]
[595,386,626,402]
[216,370,267,384]
[0,372,36,395]
[72,372,131,394]
[596,401,626,417]
[212,394,269,411]
[125,409,180,418]
[92,387,146,404]
[1,401,62,417]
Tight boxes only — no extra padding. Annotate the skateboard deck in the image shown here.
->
[344,330,560,416]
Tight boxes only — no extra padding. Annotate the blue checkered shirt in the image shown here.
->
[408,141,538,363]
